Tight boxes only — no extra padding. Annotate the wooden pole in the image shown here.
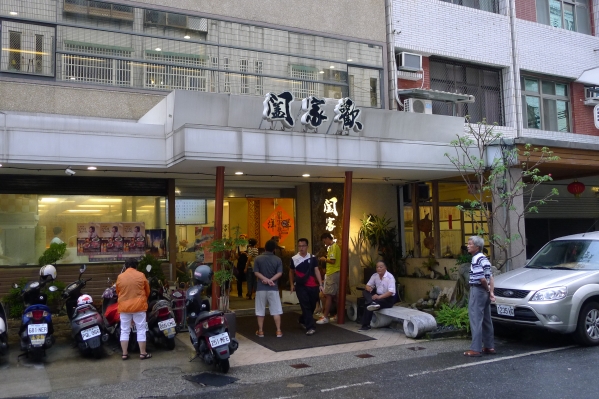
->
[212,166,225,310]
[337,171,353,324]
[432,181,441,258]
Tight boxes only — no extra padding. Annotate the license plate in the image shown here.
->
[209,332,230,348]
[81,325,101,340]
[28,324,48,335]
[497,304,515,317]
[158,318,176,331]
[30,334,45,346]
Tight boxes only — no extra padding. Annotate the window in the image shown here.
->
[536,0,591,34]
[521,77,570,132]
[430,59,504,125]
[223,57,230,93]
[439,0,499,13]
[62,42,132,86]
[1,22,55,76]
[290,65,318,98]
[239,59,249,95]
[144,51,207,91]
[255,60,264,95]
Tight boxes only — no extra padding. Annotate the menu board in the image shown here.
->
[77,222,146,256]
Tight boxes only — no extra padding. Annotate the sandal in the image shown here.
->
[482,348,497,355]
[139,353,152,360]
[463,350,482,357]
[256,330,264,338]
[276,330,283,338]
[122,354,129,360]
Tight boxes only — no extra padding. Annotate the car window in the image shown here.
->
[527,240,599,270]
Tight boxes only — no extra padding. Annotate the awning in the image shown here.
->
[577,67,599,86]
[397,88,475,103]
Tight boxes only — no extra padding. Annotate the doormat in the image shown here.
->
[235,312,374,352]
[183,372,238,387]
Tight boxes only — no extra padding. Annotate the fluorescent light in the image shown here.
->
[88,199,122,203]
[347,59,353,62]
[235,171,244,175]
[9,11,17,16]
[184,35,191,39]
[329,66,335,69]
[155,47,162,51]
[319,70,324,74]
[77,205,110,208]
[302,174,310,177]
[40,198,60,203]
[70,77,76,80]
[0,163,2,167]
[87,166,97,170]
[66,209,103,213]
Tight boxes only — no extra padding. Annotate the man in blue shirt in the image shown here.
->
[464,235,496,357]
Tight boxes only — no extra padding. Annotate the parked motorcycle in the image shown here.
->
[145,266,177,350]
[62,265,108,358]
[0,301,8,356]
[186,265,238,373]
[17,265,58,361]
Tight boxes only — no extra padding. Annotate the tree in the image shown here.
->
[445,119,559,270]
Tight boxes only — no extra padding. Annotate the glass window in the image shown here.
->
[537,0,591,34]
[522,76,570,132]
[439,0,499,13]
[1,22,55,76]
[430,59,504,125]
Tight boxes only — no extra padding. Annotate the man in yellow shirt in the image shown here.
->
[116,258,151,360]
[316,233,341,324]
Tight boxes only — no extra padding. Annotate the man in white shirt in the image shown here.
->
[358,260,396,332]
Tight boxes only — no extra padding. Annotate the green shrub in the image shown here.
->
[38,242,67,266]
[2,278,27,319]
[138,253,165,288]
[435,303,470,332]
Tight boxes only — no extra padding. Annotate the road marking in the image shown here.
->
[408,346,576,377]
[321,381,374,392]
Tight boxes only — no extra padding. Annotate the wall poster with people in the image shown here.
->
[77,222,146,257]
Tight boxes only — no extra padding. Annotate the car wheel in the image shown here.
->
[575,301,599,346]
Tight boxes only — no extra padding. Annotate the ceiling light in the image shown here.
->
[40,198,60,203]
[70,77,76,80]
[235,171,244,175]
[87,166,97,170]
[330,66,335,69]
[302,174,310,177]
[319,70,325,74]
[347,58,353,62]
[66,209,103,213]
[155,47,162,51]
[9,11,18,16]
[77,205,110,208]
[88,199,122,203]
[0,163,2,167]
[184,35,191,39]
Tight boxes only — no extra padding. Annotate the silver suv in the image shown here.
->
[492,232,599,345]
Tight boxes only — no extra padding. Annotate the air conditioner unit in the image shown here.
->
[404,98,433,114]
[584,87,599,106]
[397,52,422,72]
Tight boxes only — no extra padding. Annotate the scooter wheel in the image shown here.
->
[218,359,230,373]
[92,346,103,359]
[165,338,176,350]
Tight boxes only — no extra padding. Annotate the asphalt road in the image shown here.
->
[2,327,598,399]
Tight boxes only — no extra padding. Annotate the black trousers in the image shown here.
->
[361,290,394,327]
[296,285,319,330]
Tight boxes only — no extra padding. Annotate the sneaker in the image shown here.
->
[330,315,337,322]
[367,303,381,311]
[358,325,371,332]
[316,317,329,324]
[306,329,316,336]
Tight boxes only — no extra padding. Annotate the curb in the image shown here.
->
[425,328,469,340]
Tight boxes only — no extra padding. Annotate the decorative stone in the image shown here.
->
[427,299,434,307]
[369,307,437,338]
[429,286,441,300]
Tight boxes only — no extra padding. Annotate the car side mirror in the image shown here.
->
[48,286,58,292]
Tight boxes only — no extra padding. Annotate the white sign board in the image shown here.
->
[594,104,599,130]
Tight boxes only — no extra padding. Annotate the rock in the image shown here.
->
[427,299,435,307]
[417,298,424,304]
[429,286,441,300]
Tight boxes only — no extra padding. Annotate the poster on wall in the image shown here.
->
[77,222,145,256]
[263,205,294,245]
[146,229,167,259]
[194,226,214,264]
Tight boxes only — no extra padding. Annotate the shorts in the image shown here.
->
[255,291,283,316]
[324,271,339,295]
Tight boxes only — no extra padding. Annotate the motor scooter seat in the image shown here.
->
[196,310,223,322]
[105,303,120,323]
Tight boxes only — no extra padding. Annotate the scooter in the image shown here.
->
[16,266,58,361]
[62,265,109,358]
[145,267,177,350]
[0,301,8,356]
[186,265,238,373]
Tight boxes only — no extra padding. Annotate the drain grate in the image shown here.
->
[183,372,238,387]
[290,363,311,369]
[407,347,426,351]
[355,353,375,358]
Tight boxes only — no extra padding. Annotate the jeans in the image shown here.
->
[295,285,319,330]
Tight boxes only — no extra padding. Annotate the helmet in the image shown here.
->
[193,265,213,286]
[40,265,57,281]
[77,294,93,306]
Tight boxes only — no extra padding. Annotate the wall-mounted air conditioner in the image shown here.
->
[584,87,599,106]
[397,52,422,72]
[404,98,432,114]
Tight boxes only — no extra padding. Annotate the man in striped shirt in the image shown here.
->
[464,235,496,357]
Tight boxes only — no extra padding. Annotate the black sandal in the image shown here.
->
[122,354,129,360]
[139,353,152,360]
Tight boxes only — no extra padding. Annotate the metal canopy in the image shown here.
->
[577,67,599,86]
[397,88,475,103]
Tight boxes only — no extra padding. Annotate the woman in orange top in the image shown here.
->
[116,258,151,360]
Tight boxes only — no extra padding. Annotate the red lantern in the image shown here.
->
[567,180,585,198]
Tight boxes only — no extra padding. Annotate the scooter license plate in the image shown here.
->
[28,323,48,335]
[209,332,230,348]
[158,318,176,331]
[81,325,101,340]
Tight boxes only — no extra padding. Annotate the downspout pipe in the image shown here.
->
[508,0,522,138]
[385,0,398,110]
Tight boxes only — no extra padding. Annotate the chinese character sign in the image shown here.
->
[301,96,328,129]
[263,206,294,244]
[263,92,295,129]
[333,97,363,135]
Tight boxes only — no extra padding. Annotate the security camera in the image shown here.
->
[65,167,76,176]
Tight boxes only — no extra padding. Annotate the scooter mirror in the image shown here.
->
[80,264,87,273]
[48,286,58,292]
[146,265,152,273]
